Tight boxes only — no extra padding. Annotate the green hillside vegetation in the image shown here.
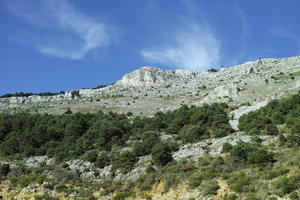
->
[2,93,300,199]
[0,103,232,170]
[239,92,300,146]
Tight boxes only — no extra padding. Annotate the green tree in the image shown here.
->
[151,142,173,166]
[179,125,205,144]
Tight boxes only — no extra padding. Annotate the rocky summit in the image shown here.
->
[1,55,300,127]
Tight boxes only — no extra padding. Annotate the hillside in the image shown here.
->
[2,56,300,117]
[1,56,300,199]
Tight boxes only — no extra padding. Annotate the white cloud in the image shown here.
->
[269,26,300,47]
[140,24,221,70]
[8,0,111,60]
[232,6,248,41]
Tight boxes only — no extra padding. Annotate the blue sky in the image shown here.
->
[1,0,300,95]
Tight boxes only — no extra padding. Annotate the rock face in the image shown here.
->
[116,66,209,87]
[1,55,300,128]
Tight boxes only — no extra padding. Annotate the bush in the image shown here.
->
[229,141,274,167]
[201,179,220,195]
[227,172,253,193]
[188,172,203,188]
[188,167,219,189]
[151,143,173,166]
[139,182,152,191]
[264,124,279,135]
[179,125,205,144]
[95,153,110,168]
[224,194,238,200]
[9,173,47,187]
[52,167,79,184]
[0,164,10,176]
[133,132,160,156]
[290,191,300,200]
[275,175,300,195]
[247,149,274,166]
[112,151,138,173]
[85,150,98,163]
[113,191,134,200]
[248,128,261,135]
[263,168,289,180]
[230,141,254,161]
[222,142,233,153]
[286,134,300,147]
[164,173,180,192]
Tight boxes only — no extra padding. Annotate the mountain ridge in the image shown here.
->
[1,55,300,124]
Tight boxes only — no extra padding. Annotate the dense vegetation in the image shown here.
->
[0,103,232,171]
[239,92,300,146]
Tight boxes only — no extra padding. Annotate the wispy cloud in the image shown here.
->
[140,24,221,70]
[225,5,250,66]
[8,0,112,60]
[269,26,300,49]
[232,6,249,41]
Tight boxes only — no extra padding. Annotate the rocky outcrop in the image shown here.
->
[173,134,278,161]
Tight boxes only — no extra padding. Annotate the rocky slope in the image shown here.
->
[1,55,300,124]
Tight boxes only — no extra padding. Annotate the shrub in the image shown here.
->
[250,136,263,144]
[263,168,289,180]
[230,141,254,161]
[133,133,161,156]
[112,151,138,173]
[211,156,225,167]
[126,112,133,117]
[85,150,98,163]
[248,128,261,135]
[227,172,253,193]
[188,172,203,188]
[212,128,229,138]
[264,124,279,135]
[52,167,79,184]
[139,182,152,191]
[188,167,219,189]
[290,191,300,200]
[224,194,238,200]
[201,179,220,195]
[95,153,110,168]
[229,141,274,167]
[54,184,68,192]
[245,193,261,200]
[179,125,205,144]
[164,174,180,192]
[151,143,173,166]
[222,142,233,153]
[9,173,47,187]
[113,191,134,200]
[286,134,300,147]
[247,149,274,166]
[275,175,300,195]
[208,68,218,72]
[65,108,72,114]
[0,164,10,176]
